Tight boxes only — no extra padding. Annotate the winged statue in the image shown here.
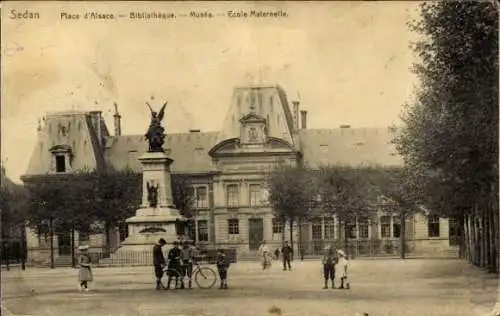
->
[145,101,168,152]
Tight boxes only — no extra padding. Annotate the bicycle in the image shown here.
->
[162,261,217,289]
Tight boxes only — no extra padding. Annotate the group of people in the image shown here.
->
[153,238,230,290]
[258,240,350,289]
[75,238,349,292]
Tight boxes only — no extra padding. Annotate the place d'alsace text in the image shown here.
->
[60,12,115,20]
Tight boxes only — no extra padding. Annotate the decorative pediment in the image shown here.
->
[208,138,240,156]
[239,113,266,124]
[266,137,295,151]
[48,144,72,153]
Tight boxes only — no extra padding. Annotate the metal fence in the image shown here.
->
[15,238,458,269]
[22,247,237,268]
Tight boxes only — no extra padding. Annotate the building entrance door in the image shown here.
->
[248,218,264,250]
[58,231,71,256]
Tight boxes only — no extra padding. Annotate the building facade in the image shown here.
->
[21,84,458,263]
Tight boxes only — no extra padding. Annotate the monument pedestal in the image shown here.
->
[114,151,187,254]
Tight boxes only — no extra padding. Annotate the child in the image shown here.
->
[258,240,272,270]
[321,246,338,289]
[77,245,93,292]
[337,249,350,289]
[216,248,230,289]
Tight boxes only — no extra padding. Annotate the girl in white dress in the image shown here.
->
[337,249,350,289]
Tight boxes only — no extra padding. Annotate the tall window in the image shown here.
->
[195,187,208,209]
[55,155,66,172]
[197,220,209,242]
[272,217,284,234]
[380,216,391,238]
[226,184,239,208]
[346,219,357,239]
[428,215,440,237]
[249,184,261,207]
[312,219,322,240]
[393,216,401,238]
[324,218,335,240]
[269,96,274,111]
[358,217,369,239]
[228,219,239,235]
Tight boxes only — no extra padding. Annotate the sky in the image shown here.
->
[1,1,421,183]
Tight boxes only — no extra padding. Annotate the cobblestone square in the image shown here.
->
[2,259,499,316]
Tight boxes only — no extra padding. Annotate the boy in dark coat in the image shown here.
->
[322,246,339,289]
[152,238,167,290]
[165,241,182,290]
[216,248,230,289]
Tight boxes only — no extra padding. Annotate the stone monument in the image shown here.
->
[116,101,187,252]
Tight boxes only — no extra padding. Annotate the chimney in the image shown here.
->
[300,110,308,129]
[189,129,201,133]
[292,100,300,131]
[90,111,103,146]
[113,102,122,136]
[340,125,351,129]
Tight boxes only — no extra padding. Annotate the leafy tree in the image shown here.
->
[266,165,316,259]
[171,174,197,240]
[316,166,380,254]
[367,166,422,259]
[90,169,142,246]
[24,169,142,266]
[395,2,498,272]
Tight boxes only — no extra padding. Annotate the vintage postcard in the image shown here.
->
[1,1,499,316]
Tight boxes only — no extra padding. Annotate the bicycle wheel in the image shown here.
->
[194,266,217,289]
[161,268,183,289]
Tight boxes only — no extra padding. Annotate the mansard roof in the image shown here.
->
[24,111,108,176]
[298,127,402,168]
[104,132,219,174]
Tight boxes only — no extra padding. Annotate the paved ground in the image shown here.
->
[2,259,499,316]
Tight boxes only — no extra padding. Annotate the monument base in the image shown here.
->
[115,207,187,253]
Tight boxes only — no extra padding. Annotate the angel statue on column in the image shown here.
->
[145,101,167,152]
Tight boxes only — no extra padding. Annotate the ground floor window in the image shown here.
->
[324,217,335,240]
[428,215,440,237]
[272,217,284,234]
[198,220,209,242]
[228,219,239,235]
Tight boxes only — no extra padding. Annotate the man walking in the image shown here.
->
[281,241,293,271]
[152,238,167,290]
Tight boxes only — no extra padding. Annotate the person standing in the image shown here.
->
[77,245,93,292]
[321,246,338,289]
[281,241,293,271]
[165,241,182,290]
[258,240,271,270]
[216,248,230,289]
[152,238,167,290]
[180,240,195,289]
[337,249,350,289]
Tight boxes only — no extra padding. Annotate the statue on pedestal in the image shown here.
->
[147,181,159,208]
[145,102,167,152]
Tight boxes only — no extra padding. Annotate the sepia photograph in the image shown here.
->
[1,1,499,315]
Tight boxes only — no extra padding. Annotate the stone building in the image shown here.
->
[21,84,459,263]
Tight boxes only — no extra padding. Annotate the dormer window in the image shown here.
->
[55,155,66,172]
[49,144,72,173]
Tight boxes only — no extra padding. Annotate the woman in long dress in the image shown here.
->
[258,240,272,270]
[78,245,93,292]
